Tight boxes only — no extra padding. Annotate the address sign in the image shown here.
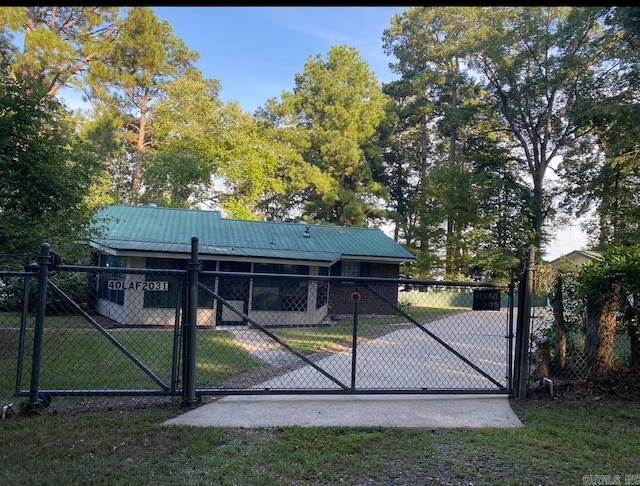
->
[107,281,169,291]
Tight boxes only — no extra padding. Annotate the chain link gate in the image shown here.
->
[194,274,514,397]
[4,244,190,413]
[3,241,515,413]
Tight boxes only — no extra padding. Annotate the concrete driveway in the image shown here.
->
[164,310,523,428]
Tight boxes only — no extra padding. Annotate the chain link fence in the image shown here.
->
[525,257,638,394]
[195,278,514,394]
[1,250,515,412]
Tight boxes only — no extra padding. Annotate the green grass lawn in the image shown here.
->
[1,327,264,396]
[272,306,464,354]
[2,309,639,484]
[0,398,638,485]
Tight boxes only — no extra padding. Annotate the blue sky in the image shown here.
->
[152,6,407,113]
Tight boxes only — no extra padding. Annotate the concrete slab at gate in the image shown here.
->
[164,310,522,429]
[163,393,523,428]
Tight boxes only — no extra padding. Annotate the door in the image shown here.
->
[216,262,251,325]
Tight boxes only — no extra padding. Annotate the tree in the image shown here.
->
[0,75,100,261]
[0,7,119,99]
[270,45,390,226]
[382,7,533,279]
[87,7,199,203]
[142,68,224,208]
[75,110,131,209]
[464,134,535,281]
[146,68,290,217]
[579,247,640,376]
[609,6,640,49]
[374,78,438,277]
[211,101,289,220]
[559,7,640,249]
[466,7,619,252]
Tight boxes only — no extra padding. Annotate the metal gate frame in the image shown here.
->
[193,275,515,398]
[14,243,188,414]
[13,240,518,413]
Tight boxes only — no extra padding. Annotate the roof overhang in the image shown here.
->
[90,238,414,266]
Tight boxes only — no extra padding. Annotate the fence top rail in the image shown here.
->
[20,264,512,290]
[38,264,188,276]
[0,270,38,277]
[17,264,512,289]
[200,271,511,289]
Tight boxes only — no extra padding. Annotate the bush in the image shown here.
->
[0,271,91,315]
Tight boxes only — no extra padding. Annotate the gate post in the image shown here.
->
[350,285,360,390]
[182,237,200,407]
[513,246,536,399]
[26,243,51,415]
[507,278,516,393]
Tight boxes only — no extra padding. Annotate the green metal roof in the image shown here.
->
[90,205,415,264]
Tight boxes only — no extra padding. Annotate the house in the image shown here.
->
[547,249,603,269]
[89,204,415,327]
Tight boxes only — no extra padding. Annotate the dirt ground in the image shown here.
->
[6,368,639,421]
[509,368,640,421]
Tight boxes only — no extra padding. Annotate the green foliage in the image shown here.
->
[578,246,640,306]
[609,6,640,50]
[75,110,131,208]
[0,271,91,314]
[87,7,200,203]
[381,7,538,279]
[577,246,640,370]
[477,7,619,250]
[559,81,640,248]
[1,7,120,97]
[270,45,389,226]
[142,68,221,208]
[0,74,100,261]
[2,5,639,287]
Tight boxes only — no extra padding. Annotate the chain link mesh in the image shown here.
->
[2,265,514,405]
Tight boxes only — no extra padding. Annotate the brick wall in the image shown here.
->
[328,262,400,315]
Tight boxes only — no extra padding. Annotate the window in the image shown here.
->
[98,254,126,305]
[331,261,369,278]
[342,261,360,277]
[142,258,218,309]
[252,263,309,311]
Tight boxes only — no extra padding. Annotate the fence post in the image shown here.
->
[350,284,360,390]
[25,243,51,415]
[507,278,516,393]
[16,257,33,396]
[513,246,536,399]
[182,237,200,407]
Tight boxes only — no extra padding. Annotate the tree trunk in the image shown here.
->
[585,282,621,378]
[130,101,149,204]
[548,274,567,370]
[536,336,551,379]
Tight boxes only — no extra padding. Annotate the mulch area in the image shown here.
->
[529,368,640,401]
[509,368,640,421]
